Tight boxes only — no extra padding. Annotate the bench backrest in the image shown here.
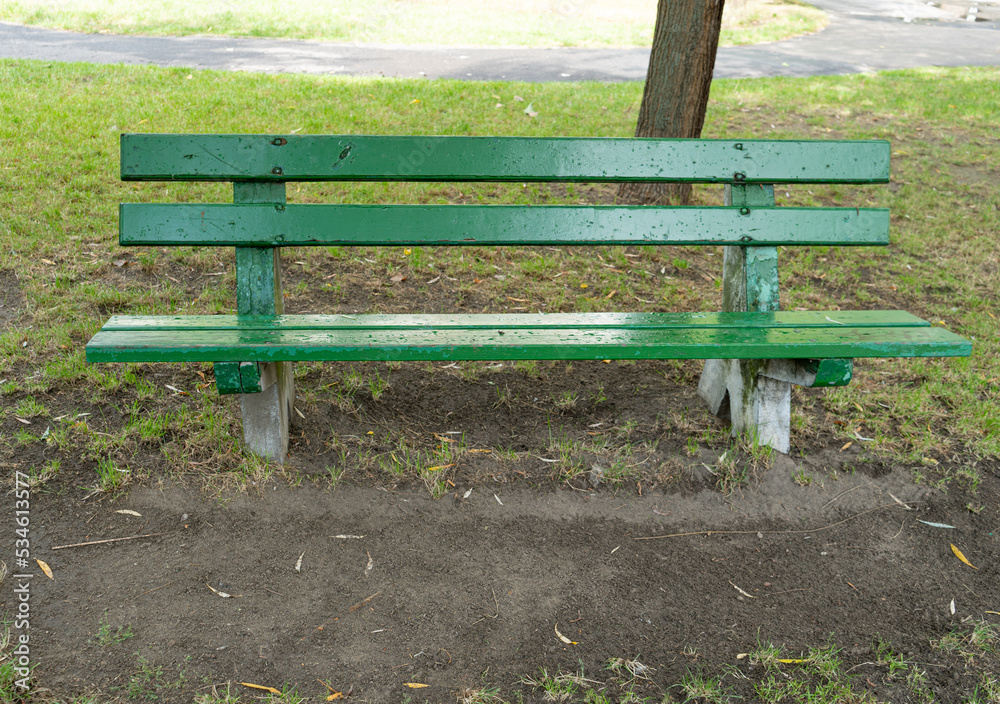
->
[118,134,891,315]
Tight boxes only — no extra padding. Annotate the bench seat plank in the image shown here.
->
[98,310,934,332]
[86,314,971,364]
[121,204,889,247]
[121,135,890,184]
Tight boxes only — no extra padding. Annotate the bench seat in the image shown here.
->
[88,311,969,364]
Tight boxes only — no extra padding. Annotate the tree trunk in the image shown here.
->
[619,0,726,205]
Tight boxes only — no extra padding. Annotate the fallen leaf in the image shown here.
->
[917,520,955,529]
[523,102,538,117]
[409,99,420,105]
[206,583,241,598]
[295,550,305,572]
[513,95,525,101]
[951,544,977,569]
[887,493,912,510]
[840,441,853,451]
[332,534,365,539]
[116,510,142,517]
[239,683,281,694]
[433,433,456,443]
[404,683,430,688]
[494,493,504,506]
[425,464,455,472]
[327,693,344,701]
[390,273,407,283]
[554,623,577,645]
[467,449,492,454]
[364,551,374,577]
[777,658,806,664]
[41,258,56,265]
[15,417,31,425]
[113,259,127,267]
[37,559,54,580]
[950,599,956,615]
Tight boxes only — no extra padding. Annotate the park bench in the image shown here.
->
[86,134,972,463]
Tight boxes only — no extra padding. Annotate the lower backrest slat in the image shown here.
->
[120,203,890,247]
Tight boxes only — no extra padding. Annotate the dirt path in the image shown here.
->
[19,453,999,703]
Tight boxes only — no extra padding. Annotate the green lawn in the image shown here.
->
[0,0,827,47]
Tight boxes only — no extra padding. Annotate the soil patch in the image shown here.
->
[11,455,1000,702]
[0,269,25,327]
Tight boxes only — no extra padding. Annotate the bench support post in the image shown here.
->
[234,182,294,464]
[699,183,795,452]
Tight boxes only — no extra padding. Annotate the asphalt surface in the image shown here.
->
[1,0,997,81]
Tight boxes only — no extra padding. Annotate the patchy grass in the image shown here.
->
[92,615,134,647]
[0,0,826,48]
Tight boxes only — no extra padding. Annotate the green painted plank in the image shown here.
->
[240,361,264,393]
[120,204,890,247]
[86,325,971,364]
[121,135,890,184]
[233,182,285,316]
[727,184,780,312]
[213,362,244,394]
[805,358,854,387]
[96,311,934,332]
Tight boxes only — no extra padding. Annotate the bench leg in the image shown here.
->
[698,359,791,454]
[240,361,295,463]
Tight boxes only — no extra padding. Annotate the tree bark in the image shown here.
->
[619,0,726,205]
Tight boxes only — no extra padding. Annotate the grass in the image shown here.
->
[934,620,1000,664]
[0,0,827,48]
[92,615,134,647]
[122,653,188,701]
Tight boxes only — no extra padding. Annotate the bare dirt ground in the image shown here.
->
[8,356,1000,703]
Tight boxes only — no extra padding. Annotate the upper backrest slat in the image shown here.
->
[121,135,891,184]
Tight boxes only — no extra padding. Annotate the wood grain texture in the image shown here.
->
[120,134,891,184]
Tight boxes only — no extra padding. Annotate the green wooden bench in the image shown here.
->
[86,134,973,463]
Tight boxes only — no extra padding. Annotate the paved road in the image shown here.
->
[1,0,997,81]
